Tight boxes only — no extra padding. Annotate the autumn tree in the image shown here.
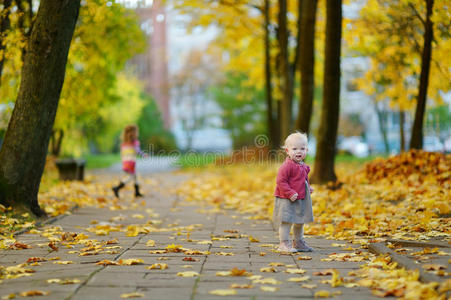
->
[410,0,434,149]
[0,0,80,216]
[311,0,342,184]
[346,0,450,151]
[296,0,318,135]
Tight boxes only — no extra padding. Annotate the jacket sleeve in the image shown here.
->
[276,164,297,199]
[305,165,311,186]
[134,140,145,157]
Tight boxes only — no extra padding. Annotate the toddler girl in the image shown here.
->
[112,125,145,198]
[274,132,314,252]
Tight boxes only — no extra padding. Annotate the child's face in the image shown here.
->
[285,138,308,162]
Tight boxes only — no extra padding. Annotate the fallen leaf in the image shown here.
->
[314,290,331,298]
[314,269,334,276]
[120,292,144,298]
[230,283,253,289]
[53,261,74,265]
[26,257,46,263]
[177,271,199,277]
[302,284,317,289]
[118,259,144,265]
[285,268,306,274]
[48,242,58,251]
[183,257,197,261]
[96,260,119,266]
[215,252,234,256]
[268,262,285,267]
[19,291,50,297]
[146,240,155,247]
[260,286,278,292]
[10,242,32,250]
[147,263,168,270]
[260,267,277,273]
[297,256,312,260]
[209,289,237,296]
[423,264,446,271]
[252,277,282,285]
[288,276,310,282]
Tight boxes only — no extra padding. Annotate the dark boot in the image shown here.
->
[134,184,144,197]
[112,182,125,198]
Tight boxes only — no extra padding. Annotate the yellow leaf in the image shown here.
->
[260,267,277,273]
[96,260,119,266]
[230,283,253,289]
[147,263,168,270]
[47,279,61,283]
[288,276,310,282]
[285,268,306,274]
[53,261,74,265]
[252,277,282,285]
[314,290,331,298]
[209,289,237,296]
[120,292,144,298]
[146,240,155,247]
[297,256,312,260]
[268,262,285,266]
[118,259,144,265]
[177,271,199,277]
[215,252,234,256]
[260,286,278,292]
[302,284,317,289]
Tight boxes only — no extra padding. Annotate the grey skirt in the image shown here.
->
[273,180,314,227]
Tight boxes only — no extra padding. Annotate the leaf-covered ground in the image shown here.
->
[0,150,449,299]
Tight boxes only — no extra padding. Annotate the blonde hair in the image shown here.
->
[122,125,138,144]
[283,131,308,149]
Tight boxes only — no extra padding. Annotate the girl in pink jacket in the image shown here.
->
[112,125,146,198]
[274,132,314,253]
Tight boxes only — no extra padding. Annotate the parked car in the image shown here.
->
[338,136,369,157]
[444,136,451,153]
[423,136,444,153]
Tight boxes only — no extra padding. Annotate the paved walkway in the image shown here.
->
[1,172,388,300]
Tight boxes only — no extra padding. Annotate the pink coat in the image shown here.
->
[274,157,311,200]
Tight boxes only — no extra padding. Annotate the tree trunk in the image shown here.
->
[311,0,342,184]
[264,0,277,150]
[374,100,390,154]
[400,110,405,152]
[0,0,13,86]
[16,0,34,62]
[277,0,293,143]
[0,0,80,217]
[409,0,434,150]
[295,0,318,135]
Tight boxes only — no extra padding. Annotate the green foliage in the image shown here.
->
[210,73,266,149]
[0,0,147,156]
[174,152,222,169]
[85,153,121,169]
[55,0,147,156]
[425,104,451,136]
[136,95,177,154]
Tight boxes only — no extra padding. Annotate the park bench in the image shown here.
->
[55,158,86,181]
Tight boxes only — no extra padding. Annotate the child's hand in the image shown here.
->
[290,193,298,202]
[309,186,314,194]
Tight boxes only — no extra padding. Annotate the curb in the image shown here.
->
[368,242,444,283]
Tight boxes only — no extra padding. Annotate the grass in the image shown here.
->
[84,153,121,169]
[174,151,387,169]
[175,152,223,169]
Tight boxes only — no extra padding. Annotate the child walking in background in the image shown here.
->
[112,125,145,198]
[274,132,314,253]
